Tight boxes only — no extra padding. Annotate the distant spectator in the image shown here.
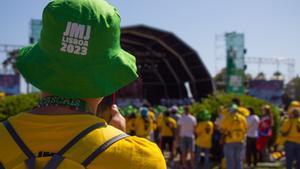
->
[280,107,300,169]
[195,110,213,169]
[126,113,136,136]
[135,108,151,139]
[220,104,247,169]
[170,105,181,122]
[177,105,197,169]
[159,111,177,161]
[246,107,260,168]
[257,105,274,162]
[143,103,157,141]
[212,106,226,166]
[169,105,182,157]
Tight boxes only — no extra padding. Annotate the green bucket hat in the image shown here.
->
[17,0,138,98]
[196,109,211,121]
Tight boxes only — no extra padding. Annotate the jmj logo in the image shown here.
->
[61,22,91,56]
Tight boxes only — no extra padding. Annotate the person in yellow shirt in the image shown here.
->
[213,106,228,166]
[287,101,300,116]
[220,104,247,169]
[157,113,164,128]
[279,108,300,169]
[126,113,136,136]
[195,110,213,169]
[135,108,152,139]
[0,0,166,168]
[0,92,5,99]
[156,106,167,129]
[142,104,158,142]
[159,111,177,161]
[148,108,157,142]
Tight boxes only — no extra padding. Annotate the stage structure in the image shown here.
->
[118,25,214,104]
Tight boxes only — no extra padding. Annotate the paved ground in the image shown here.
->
[167,161,285,169]
[164,152,285,169]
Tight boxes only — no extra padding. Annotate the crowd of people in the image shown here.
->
[123,98,300,169]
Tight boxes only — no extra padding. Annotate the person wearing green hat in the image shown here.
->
[0,0,165,169]
[195,110,213,169]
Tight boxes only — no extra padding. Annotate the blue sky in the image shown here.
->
[1,0,300,81]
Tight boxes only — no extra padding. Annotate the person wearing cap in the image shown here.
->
[0,0,166,169]
[135,107,152,139]
[195,110,213,169]
[220,104,247,169]
[170,105,181,122]
[148,107,157,142]
[169,105,182,157]
[287,101,300,117]
[257,105,274,162]
[279,107,300,169]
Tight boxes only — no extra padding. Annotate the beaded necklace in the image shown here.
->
[37,96,90,113]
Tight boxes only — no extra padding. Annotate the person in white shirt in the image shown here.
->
[177,106,197,169]
[246,107,260,168]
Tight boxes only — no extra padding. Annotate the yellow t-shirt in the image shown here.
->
[280,118,300,144]
[160,117,177,137]
[0,113,166,169]
[195,121,214,148]
[134,116,151,138]
[126,118,136,134]
[149,111,157,131]
[220,113,247,143]
[157,113,163,128]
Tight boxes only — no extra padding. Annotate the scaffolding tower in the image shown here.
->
[214,34,296,82]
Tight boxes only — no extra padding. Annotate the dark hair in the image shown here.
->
[263,106,272,116]
[184,105,190,113]
[232,98,241,106]
[248,107,255,115]
[129,113,136,119]
[142,115,150,130]
[164,111,170,117]
[142,101,152,108]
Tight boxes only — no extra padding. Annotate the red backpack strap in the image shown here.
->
[3,121,35,169]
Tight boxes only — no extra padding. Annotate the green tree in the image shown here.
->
[214,68,252,92]
[285,76,300,100]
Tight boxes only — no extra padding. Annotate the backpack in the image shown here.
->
[0,121,129,169]
[227,114,246,140]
